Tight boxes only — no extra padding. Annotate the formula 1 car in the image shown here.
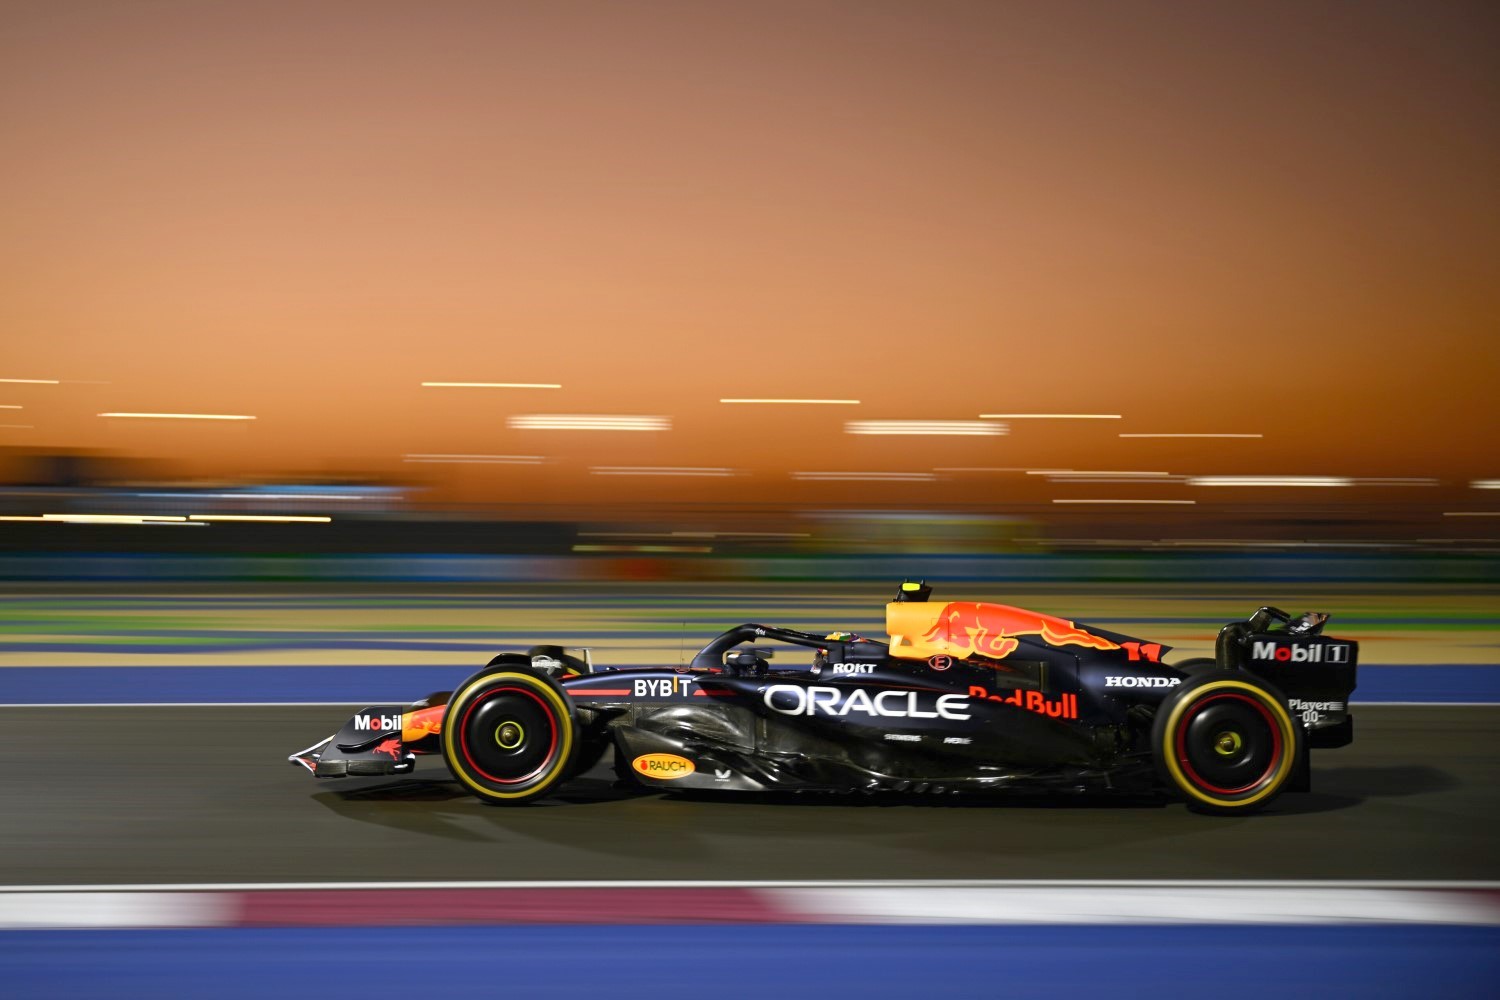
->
[288,583,1358,813]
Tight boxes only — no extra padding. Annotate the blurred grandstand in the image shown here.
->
[2,448,1495,585]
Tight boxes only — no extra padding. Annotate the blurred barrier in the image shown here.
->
[1,552,1497,583]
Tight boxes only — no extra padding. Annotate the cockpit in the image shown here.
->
[689,623,890,677]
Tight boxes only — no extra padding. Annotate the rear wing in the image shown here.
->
[1218,607,1358,748]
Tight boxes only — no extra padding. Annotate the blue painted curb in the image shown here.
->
[2,924,1497,1000]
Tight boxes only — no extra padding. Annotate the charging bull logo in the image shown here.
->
[920,602,1120,660]
[401,706,444,743]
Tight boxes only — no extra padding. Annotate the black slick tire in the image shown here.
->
[441,665,577,804]
[1152,670,1301,815]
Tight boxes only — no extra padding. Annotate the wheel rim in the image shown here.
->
[456,685,560,785]
[1213,730,1243,756]
[495,721,525,749]
[1175,692,1282,797]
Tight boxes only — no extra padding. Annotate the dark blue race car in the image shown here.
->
[290,583,1357,814]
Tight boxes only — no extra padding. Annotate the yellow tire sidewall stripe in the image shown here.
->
[1161,678,1297,809]
[443,672,575,800]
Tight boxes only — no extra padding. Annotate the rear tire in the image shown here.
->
[1152,671,1301,814]
[441,666,577,804]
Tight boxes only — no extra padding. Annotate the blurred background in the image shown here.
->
[1,0,1496,579]
[2,2,1498,996]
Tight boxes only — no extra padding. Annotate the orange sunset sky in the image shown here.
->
[1,1,1496,523]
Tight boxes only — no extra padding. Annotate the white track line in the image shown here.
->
[4,879,1498,892]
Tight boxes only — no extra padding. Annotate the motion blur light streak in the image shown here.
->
[719,398,860,405]
[187,515,332,523]
[508,415,670,431]
[402,454,546,465]
[845,421,1003,436]
[588,466,735,477]
[0,379,59,384]
[1444,512,1500,517]
[41,513,187,523]
[1044,476,1189,484]
[1165,475,1430,488]
[1472,481,1500,489]
[20,514,205,525]
[419,382,562,389]
[136,492,374,501]
[1118,433,1264,439]
[97,412,257,421]
[0,424,32,429]
[1188,476,1353,487]
[0,405,22,409]
[1029,470,1172,477]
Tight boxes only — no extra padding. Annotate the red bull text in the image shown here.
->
[968,685,1079,720]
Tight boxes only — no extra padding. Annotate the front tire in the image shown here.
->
[442,667,577,803]
[1152,671,1301,814]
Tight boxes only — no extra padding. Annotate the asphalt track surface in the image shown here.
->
[5,704,1497,886]
[6,583,1497,887]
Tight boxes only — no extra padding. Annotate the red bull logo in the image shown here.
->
[401,706,444,742]
[920,602,1120,660]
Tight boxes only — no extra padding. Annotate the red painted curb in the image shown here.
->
[235,887,799,926]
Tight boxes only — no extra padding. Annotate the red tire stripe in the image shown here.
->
[1174,691,1283,797]
[456,685,560,785]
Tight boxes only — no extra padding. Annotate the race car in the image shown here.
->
[288,583,1358,813]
